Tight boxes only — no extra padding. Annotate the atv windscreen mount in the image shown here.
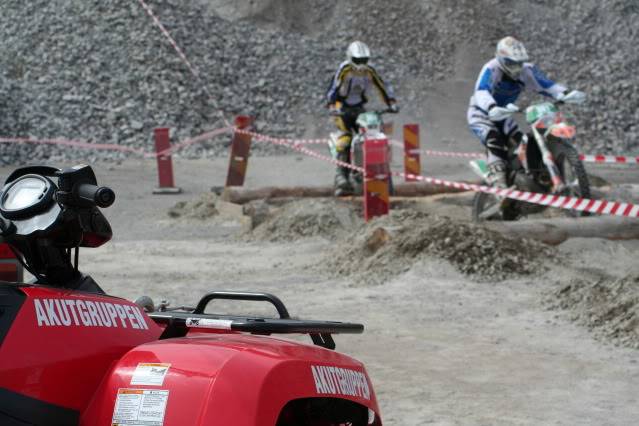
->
[148,291,364,350]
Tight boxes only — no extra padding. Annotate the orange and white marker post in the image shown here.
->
[225,116,253,187]
[363,137,391,221]
[403,124,421,181]
[0,243,23,282]
[382,121,394,137]
[153,127,182,194]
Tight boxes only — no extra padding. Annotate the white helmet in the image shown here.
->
[347,41,370,71]
[495,36,529,79]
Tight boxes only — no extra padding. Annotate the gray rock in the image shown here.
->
[130,120,144,131]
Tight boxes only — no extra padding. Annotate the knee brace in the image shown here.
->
[335,132,352,152]
[485,130,508,160]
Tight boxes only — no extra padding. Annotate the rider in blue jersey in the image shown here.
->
[467,36,576,188]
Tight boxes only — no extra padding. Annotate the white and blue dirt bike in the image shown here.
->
[328,108,396,196]
[470,91,590,221]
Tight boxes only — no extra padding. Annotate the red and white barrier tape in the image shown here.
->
[0,137,147,156]
[3,121,636,217]
[578,154,639,165]
[235,129,361,173]
[389,139,638,165]
[238,130,638,218]
[291,138,330,145]
[136,0,229,126]
[234,131,328,146]
[0,126,233,159]
[396,171,639,217]
[155,126,233,157]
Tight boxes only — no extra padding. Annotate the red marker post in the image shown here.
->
[153,127,181,194]
[363,137,391,221]
[0,243,23,282]
[225,116,254,187]
[403,124,421,181]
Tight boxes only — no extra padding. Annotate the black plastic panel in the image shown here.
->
[0,284,26,348]
[0,388,79,426]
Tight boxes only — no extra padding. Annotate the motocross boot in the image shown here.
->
[334,150,353,196]
[487,159,508,189]
[487,159,517,218]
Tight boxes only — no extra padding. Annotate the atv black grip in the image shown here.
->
[76,184,115,208]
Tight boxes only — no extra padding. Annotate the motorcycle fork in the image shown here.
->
[531,126,564,193]
[517,134,530,174]
[351,134,364,169]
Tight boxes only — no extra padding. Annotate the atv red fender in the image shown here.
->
[84,333,379,425]
[0,285,162,423]
[0,165,383,425]
[0,285,381,425]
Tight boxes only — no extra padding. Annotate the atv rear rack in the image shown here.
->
[148,291,364,350]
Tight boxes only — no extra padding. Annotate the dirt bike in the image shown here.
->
[0,164,383,425]
[470,90,590,221]
[328,108,396,196]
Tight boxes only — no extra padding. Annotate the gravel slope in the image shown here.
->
[0,0,637,164]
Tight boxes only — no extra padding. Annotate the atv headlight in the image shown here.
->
[0,175,55,220]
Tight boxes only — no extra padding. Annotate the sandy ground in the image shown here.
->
[2,156,639,426]
[3,153,637,425]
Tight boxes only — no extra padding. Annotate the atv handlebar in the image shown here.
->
[76,184,115,208]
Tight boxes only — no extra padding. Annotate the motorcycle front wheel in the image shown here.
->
[553,140,591,217]
[471,190,518,222]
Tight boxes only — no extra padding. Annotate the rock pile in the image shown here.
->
[168,193,218,220]
[244,198,361,242]
[548,275,639,349]
[323,210,553,284]
[0,0,636,164]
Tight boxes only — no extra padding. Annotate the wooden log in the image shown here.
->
[484,216,639,245]
[220,183,470,204]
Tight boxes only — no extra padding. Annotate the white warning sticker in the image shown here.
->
[185,317,233,329]
[112,389,169,426]
[131,363,171,386]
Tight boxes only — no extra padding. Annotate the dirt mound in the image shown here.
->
[245,198,361,242]
[548,275,639,349]
[324,211,553,285]
[168,193,219,220]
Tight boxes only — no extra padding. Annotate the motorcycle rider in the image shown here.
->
[326,41,398,196]
[467,36,581,188]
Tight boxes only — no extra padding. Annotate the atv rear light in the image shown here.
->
[0,263,21,282]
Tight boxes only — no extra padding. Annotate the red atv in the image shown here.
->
[0,165,382,425]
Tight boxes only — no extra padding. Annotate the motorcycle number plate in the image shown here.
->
[112,389,169,426]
